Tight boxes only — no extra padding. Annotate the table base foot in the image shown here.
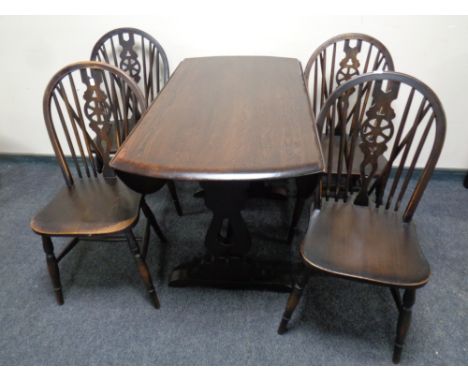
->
[169,257,293,292]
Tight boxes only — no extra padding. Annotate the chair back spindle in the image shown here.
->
[304,33,394,128]
[316,72,446,222]
[90,27,170,107]
[43,61,146,187]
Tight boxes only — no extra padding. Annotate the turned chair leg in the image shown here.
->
[278,269,310,334]
[140,219,151,261]
[287,196,306,244]
[125,229,160,309]
[168,181,183,216]
[393,288,416,364]
[141,198,168,243]
[288,175,320,244]
[42,235,64,305]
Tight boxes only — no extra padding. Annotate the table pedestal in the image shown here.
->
[168,181,293,292]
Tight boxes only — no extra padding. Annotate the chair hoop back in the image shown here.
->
[316,71,446,221]
[43,60,147,187]
[90,27,169,106]
[304,33,394,119]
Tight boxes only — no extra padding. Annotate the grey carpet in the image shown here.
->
[0,157,467,365]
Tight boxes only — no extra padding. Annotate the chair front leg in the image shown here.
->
[168,181,183,216]
[277,268,310,334]
[287,197,306,244]
[141,197,167,243]
[288,175,321,244]
[42,235,64,305]
[393,288,416,364]
[125,229,160,309]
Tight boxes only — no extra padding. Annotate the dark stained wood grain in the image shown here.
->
[277,71,447,363]
[287,34,395,241]
[300,202,430,287]
[31,177,141,236]
[30,61,165,307]
[288,33,395,241]
[111,56,324,181]
[303,33,394,118]
[321,136,388,176]
[90,27,170,107]
[91,29,183,215]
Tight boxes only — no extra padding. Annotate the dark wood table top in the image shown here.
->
[111,56,324,181]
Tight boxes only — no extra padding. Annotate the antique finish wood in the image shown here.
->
[393,289,416,363]
[277,72,446,363]
[112,56,324,290]
[287,174,321,243]
[90,27,170,107]
[320,135,388,176]
[288,34,395,242]
[31,177,141,236]
[42,236,64,305]
[111,56,324,181]
[91,27,183,215]
[301,204,430,287]
[125,228,161,309]
[304,33,394,118]
[30,61,168,308]
[277,269,310,334]
[169,181,293,291]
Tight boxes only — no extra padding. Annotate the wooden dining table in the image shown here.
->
[111,56,324,291]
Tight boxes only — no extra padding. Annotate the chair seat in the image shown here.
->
[31,177,141,236]
[301,202,430,287]
[321,136,388,175]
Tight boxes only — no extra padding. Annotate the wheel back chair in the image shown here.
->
[288,33,395,242]
[30,61,169,309]
[90,27,182,216]
[278,71,446,363]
